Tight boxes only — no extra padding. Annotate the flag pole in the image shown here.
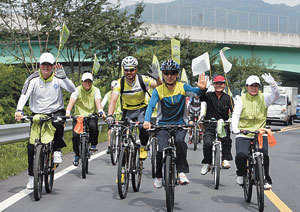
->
[224,72,234,110]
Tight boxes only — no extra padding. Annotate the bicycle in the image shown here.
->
[190,111,203,151]
[23,115,67,201]
[117,120,143,199]
[239,129,280,212]
[72,114,99,179]
[149,131,158,179]
[148,124,191,212]
[202,118,230,190]
[109,120,123,165]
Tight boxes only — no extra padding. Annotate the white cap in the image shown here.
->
[246,75,261,86]
[39,53,55,65]
[82,72,93,82]
[111,80,119,89]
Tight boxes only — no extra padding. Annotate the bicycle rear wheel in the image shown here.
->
[110,130,119,165]
[34,145,43,201]
[151,137,158,179]
[45,146,54,193]
[132,147,142,192]
[243,159,253,203]
[165,155,175,212]
[213,144,221,190]
[255,155,264,212]
[117,147,130,199]
[193,126,198,151]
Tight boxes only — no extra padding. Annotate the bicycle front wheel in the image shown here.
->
[255,155,264,212]
[81,136,88,179]
[132,147,142,192]
[193,126,198,151]
[243,158,253,203]
[213,144,221,190]
[33,145,43,201]
[165,155,175,212]
[151,137,158,179]
[45,146,54,193]
[110,130,119,165]
[117,147,130,199]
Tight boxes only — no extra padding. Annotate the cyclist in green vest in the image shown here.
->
[232,73,279,190]
[66,72,105,166]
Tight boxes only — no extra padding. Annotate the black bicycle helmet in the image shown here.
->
[160,59,180,72]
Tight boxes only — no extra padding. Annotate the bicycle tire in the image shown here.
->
[151,137,158,179]
[255,155,265,212]
[33,145,43,201]
[132,147,142,192]
[165,155,175,212]
[117,147,130,199]
[110,130,119,165]
[85,140,89,174]
[243,159,253,203]
[81,136,87,179]
[45,147,54,193]
[193,126,198,151]
[213,144,221,190]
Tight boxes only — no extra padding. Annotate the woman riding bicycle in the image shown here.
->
[232,73,280,190]
[143,59,207,188]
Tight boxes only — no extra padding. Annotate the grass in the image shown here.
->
[0,125,108,181]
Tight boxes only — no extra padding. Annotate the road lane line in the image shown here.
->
[265,190,293,212]
[0,150,106,212]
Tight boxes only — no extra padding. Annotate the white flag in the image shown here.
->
[191,52,210,76]
[219,49,232,74]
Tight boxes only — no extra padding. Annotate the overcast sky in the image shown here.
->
[114,0,300,7]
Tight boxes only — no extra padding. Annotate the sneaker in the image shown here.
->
[73,155,79,166]
[106,146,111,154]
[264,182,272,190]
[201,164,210,175]
[178,172,189,185]
[153,178,162,189]
[236,176,243,185]
[222,160,231,169]
[139,147,148,160]
[90,145,98,151]
[26,176,34,189]
[53,151,63,164]
[116,174,125,184]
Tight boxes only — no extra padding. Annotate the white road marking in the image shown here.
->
[0,150,106,212]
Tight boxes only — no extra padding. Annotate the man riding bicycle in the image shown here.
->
[143,59,207,188]
[15,52,76,189]
[187,95,205,144]
[66,72,105,166]
[200,75,234,175]
[232,74,279,189]
[106,56,161,159]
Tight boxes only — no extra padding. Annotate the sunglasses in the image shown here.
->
[124,68,136,72]
[163,71,177,76]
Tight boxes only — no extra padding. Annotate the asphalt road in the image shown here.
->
[0,123,299,212]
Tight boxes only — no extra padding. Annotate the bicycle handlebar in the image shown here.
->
[239,128,281,135]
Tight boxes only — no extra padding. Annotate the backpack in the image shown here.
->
[120,73,151,109]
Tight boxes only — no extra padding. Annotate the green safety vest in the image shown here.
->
[239,92,267,132]
[74,85,97,116]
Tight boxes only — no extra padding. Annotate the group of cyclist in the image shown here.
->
[14,52,280,194]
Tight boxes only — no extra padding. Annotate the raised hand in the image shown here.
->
[195,73,208,90]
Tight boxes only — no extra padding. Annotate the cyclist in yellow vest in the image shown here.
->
[232,74,279,190]
[66,72,105,166]
[106,56,161,159]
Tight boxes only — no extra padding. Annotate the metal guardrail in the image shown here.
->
[0,119,106,146]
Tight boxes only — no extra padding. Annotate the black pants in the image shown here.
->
[121,107,149,146]
[27,110,66,176]
[202,124,233,164]
[72,118,99,156]
[155,129,188,178]
[235,136,272,184]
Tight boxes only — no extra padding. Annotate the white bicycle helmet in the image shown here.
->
[121,56,138,69]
